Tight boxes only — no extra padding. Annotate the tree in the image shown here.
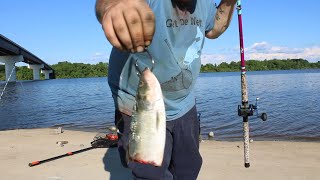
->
[200,58,319,73]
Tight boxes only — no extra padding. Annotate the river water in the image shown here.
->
[1,70,319,141]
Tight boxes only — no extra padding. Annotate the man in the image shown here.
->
[96,0,236,179]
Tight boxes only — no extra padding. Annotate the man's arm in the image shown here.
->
[206,0,237,39]
[95,0,155,52]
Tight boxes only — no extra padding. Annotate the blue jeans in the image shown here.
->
[115,106,202,180]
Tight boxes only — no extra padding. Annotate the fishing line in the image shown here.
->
[0,66,16,100]
[19,81,27,96]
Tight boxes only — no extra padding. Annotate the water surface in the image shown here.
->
[1,69,319,141]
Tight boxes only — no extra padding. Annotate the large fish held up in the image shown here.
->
[128,67,166,167]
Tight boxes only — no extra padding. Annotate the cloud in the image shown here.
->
[202,42,320,64]
[61,52,109,64]
[89,52,109,64]
[51,52,110,65]
[201,53,238,64]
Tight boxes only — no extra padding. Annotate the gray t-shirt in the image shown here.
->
[108,0,216,120]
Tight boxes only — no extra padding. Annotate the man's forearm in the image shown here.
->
[206,0,237,39]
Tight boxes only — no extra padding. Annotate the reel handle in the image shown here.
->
[254,98,267,121]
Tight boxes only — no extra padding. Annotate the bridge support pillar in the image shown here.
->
[41,69,53,80]
[28,64,44,80]
[0,55,23,82]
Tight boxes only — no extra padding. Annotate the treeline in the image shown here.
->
[52,61,108,78]
[201,59,320,72]
[1,59,320,80]
[0,61,108,80]
[0,65,39,80]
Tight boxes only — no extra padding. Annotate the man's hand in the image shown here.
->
[96,0,155,52]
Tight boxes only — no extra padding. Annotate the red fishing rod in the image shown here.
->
[236,0,267,168]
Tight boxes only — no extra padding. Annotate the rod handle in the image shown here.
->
[28,161,40,167]
[245,163,250,168]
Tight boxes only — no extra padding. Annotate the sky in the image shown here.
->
[1,0,320,66]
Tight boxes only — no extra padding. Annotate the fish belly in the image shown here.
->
[129,106,166,166]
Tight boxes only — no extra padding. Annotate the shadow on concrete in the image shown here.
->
[103,148,132,180]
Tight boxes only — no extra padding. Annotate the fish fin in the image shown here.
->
[126,145,131,164]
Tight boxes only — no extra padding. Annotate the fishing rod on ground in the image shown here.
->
[236,0,267,168]
[28,133,118,167]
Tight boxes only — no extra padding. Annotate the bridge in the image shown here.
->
[0,34,55,82]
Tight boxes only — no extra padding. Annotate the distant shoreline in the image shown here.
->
[1,59,320,80]
[1,68,320,82]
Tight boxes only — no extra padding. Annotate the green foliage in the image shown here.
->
[200,58,320,72]
[0,65,34,81]
[1,62,108,80]
[1,59,319,81]
[16,66,33,80]
[0,64,5,81]
[51,61,108,79]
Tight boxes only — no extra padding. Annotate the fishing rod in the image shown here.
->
[236,0,267,168]
[28,146,95,167]
[28,134,118,167]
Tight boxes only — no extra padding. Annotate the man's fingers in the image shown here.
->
[100,1,155,52]
[112,12,133,51]
[123,9,145,52]
[102,14,124,51]
[138,8,155,47]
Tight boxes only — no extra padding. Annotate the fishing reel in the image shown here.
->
[238,98,267,121]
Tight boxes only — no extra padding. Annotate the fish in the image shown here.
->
[128,67,166,167]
